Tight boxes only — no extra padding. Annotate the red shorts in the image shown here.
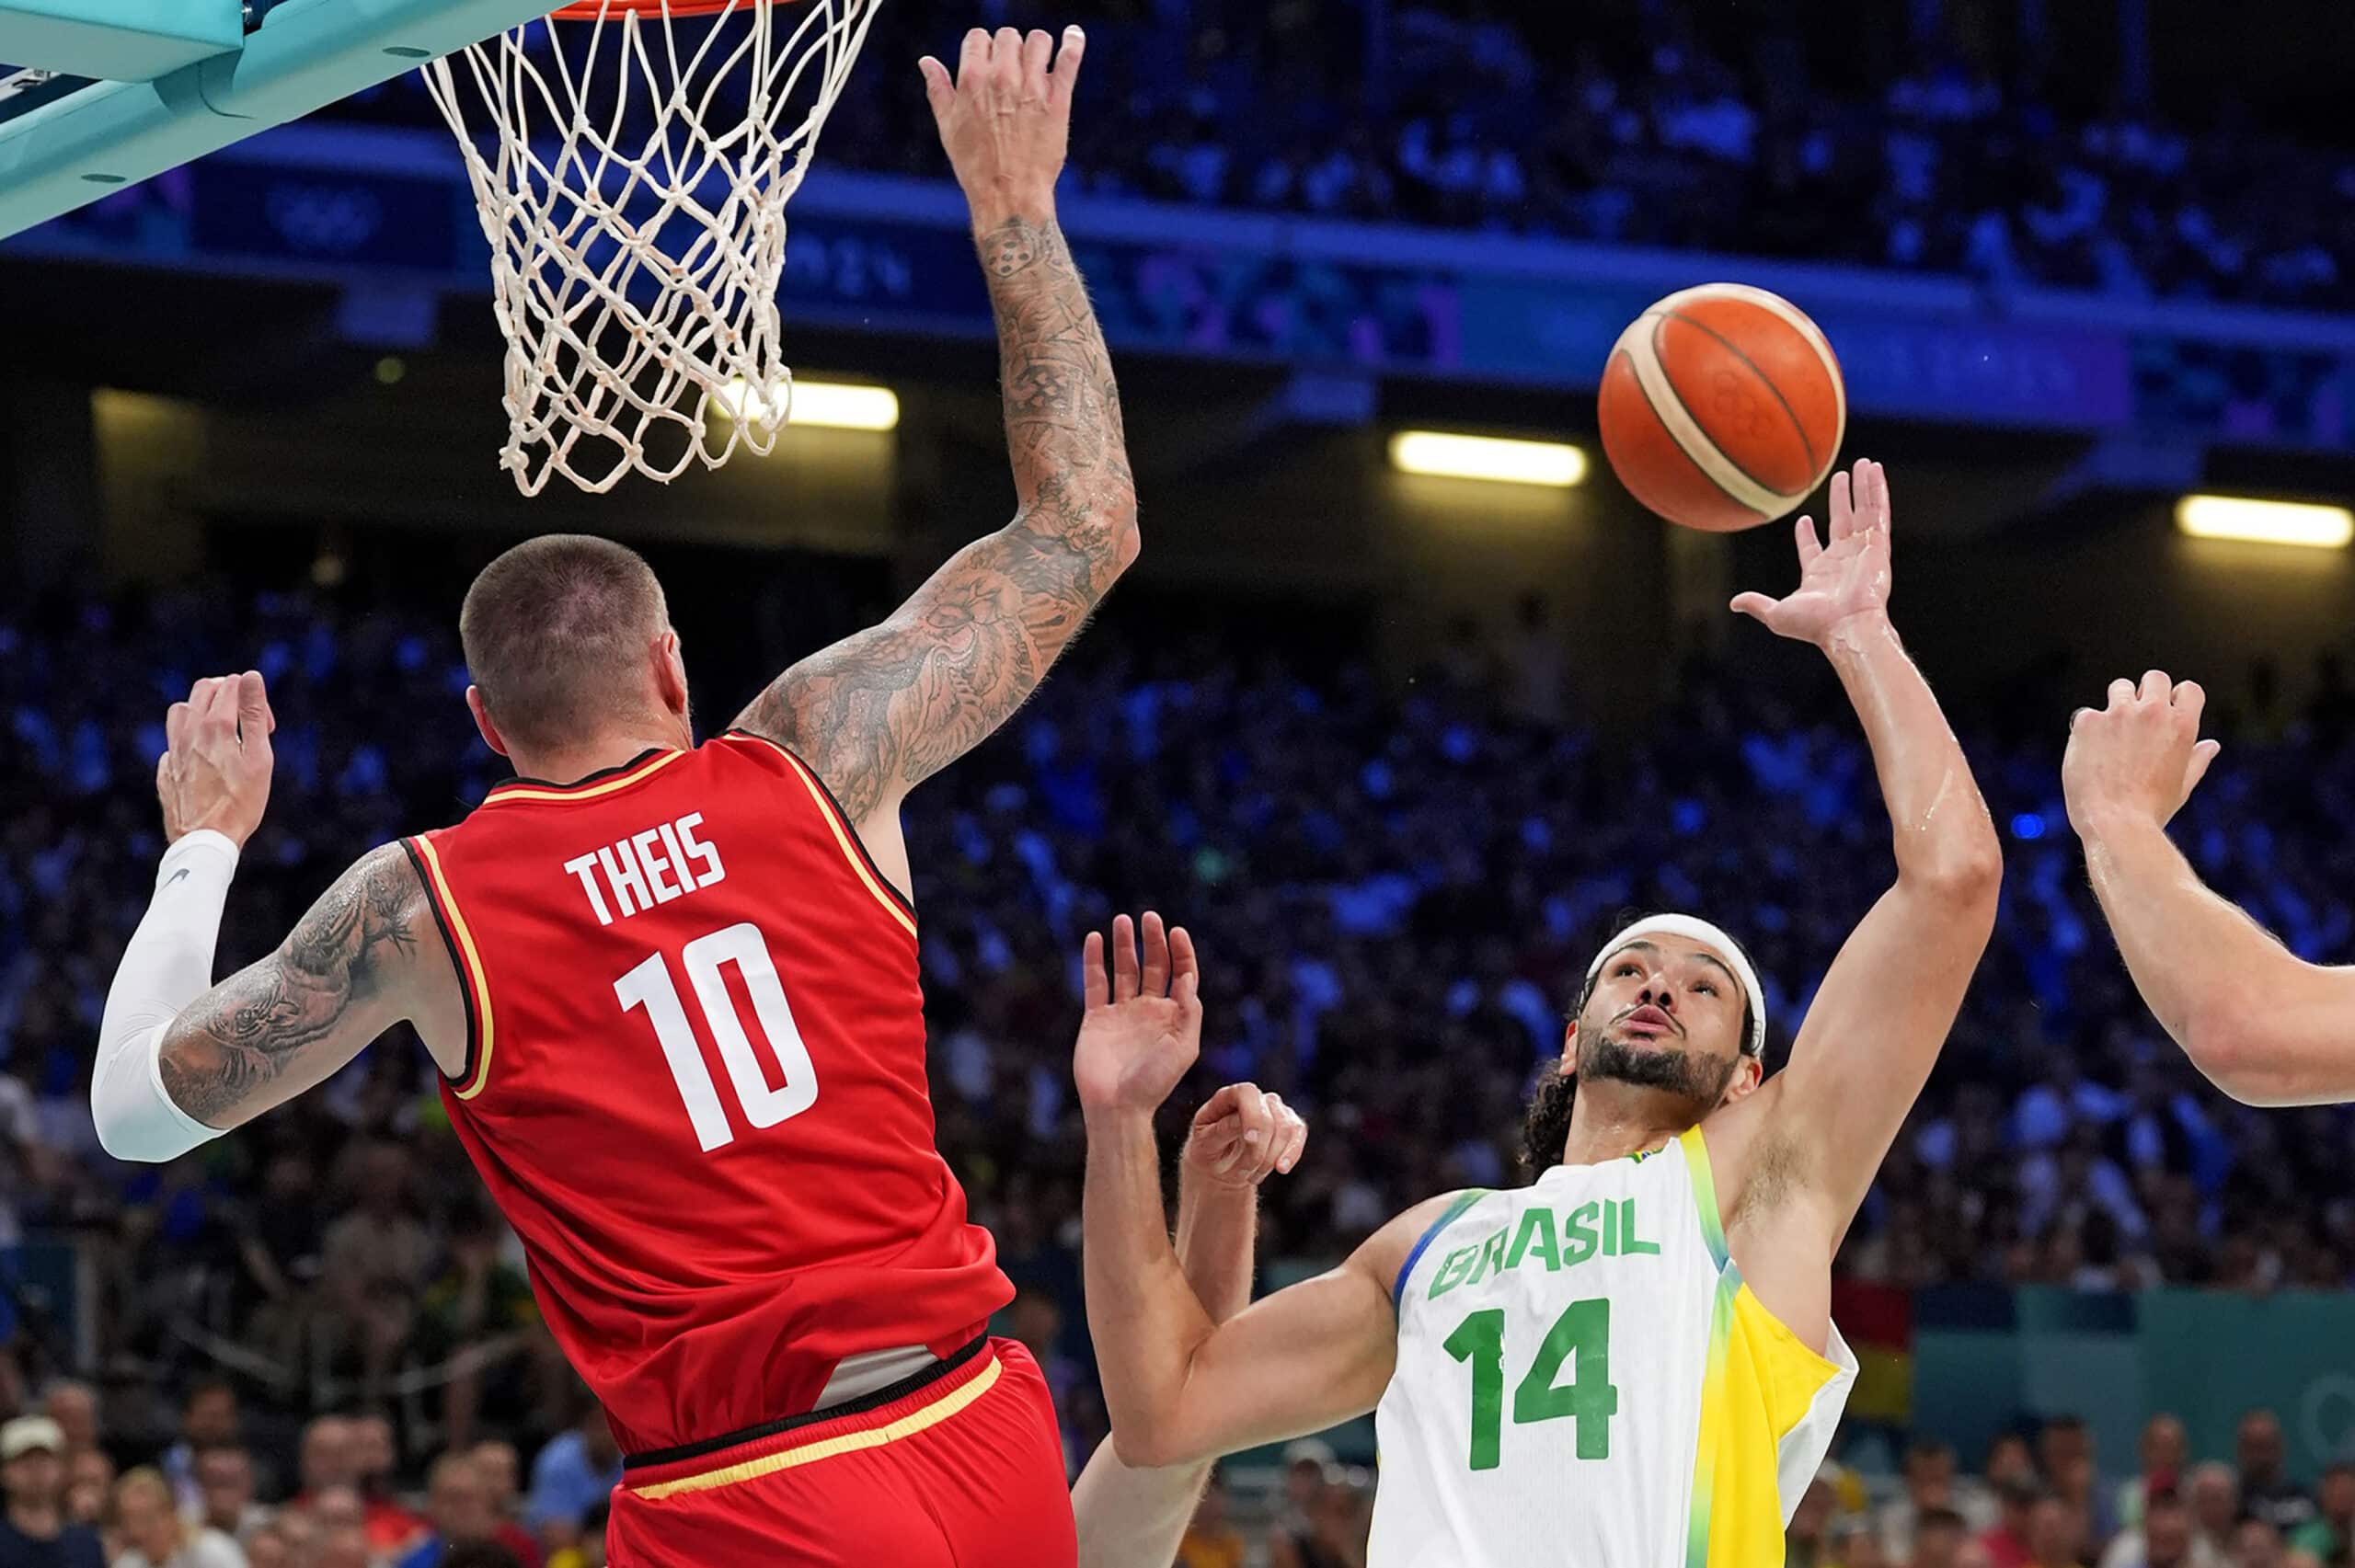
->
[605,1338,1076,1567]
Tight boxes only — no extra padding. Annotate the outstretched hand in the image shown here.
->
[1730,458,1892,647]
[2063,670,2222,835]
[1074,912,1203,1116]
[919,27,1084,223]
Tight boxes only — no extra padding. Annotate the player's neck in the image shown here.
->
[506,724,688,786]
[1557,1088,1694,1167]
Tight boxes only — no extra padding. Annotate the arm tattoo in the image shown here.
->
[736,217,1137,820]
[157,843,423,1124]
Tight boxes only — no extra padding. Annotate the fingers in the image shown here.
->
[1140,910,1169,997]
[2137,669,2172,704]
[1048,23,1086,107]
[991,26,1022,77]
[2183,738,2221,799]
[958,27,991,84]
[2108,678,2136,709]
[1168,922,1199,995]
[1110,913,1139,1001]
[1728,591,1776,624]
[1191,1082,1244,1129]
[2174,679,2206,720]
[1869,459,1891,532]
[1020,27,1054,97]
[1271,1094,1308,1175]
[917,55,954,121]
[2069,705,2095,734]
[1081,930,1108,1010]
[236,670,274,742]
[1794,513,1822,568]
[166,701,192,752]
[1825,468,1854,543]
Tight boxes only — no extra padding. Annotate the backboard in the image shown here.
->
[0,0,556,240]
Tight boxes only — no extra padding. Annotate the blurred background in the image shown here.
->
[2,0,2354,1565]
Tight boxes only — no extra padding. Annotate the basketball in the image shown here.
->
[1598,283,1846,532]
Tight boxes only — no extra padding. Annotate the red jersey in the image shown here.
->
[405,732,1009,1454]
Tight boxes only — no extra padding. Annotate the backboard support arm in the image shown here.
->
[0,0,554,241]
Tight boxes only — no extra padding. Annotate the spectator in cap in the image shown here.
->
[0,1415,104,1568]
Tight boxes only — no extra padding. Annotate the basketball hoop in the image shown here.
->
[423,0,881,495]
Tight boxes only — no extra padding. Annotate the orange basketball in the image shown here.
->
[1598,284,1846,532]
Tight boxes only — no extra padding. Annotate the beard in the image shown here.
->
[1516,1030,1740,1177]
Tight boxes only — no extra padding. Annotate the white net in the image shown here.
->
[424,0,882,495]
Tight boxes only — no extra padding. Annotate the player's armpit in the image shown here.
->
[156,843,450,1128]
[1719,871,1997,1264]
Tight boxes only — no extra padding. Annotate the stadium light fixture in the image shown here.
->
[715,379,901,432]
[2175,495,2354,549]
[1389,431,1587,488]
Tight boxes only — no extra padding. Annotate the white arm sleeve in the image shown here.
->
[92,829,241,1162]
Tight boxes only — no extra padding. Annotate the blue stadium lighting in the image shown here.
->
[2011,813,2047,841]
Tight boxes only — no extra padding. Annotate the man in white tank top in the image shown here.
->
[1074,461,2005,1567]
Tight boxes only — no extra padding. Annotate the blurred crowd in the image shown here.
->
[1185,1408,2355,1568]
[3,573,2355,1566]
[299,0,2355,311]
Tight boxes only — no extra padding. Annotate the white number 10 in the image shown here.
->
[614,922,819,1151]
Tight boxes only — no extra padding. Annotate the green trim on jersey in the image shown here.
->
[1676,1127,1729,1272]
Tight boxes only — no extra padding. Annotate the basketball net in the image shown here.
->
[423,0,881,495]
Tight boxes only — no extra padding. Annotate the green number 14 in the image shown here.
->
[1441,1298,1619,1471]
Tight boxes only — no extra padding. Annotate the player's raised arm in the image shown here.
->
[1712,462,2003,1259]
[1070,1084,1307,1565]
[733,27,1137,859]
[2064,673,2355,1104]
[92,674,458,1161]
[1075,913,1439,1468]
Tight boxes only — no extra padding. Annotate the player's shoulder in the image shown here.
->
[1353,1188,1499,1303]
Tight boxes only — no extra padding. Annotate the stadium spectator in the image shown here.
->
[2118,1416,2191,1532]
[1176,1472,1246,1568]
[33,1394,93,1468]
[107,1469,242,1568]
[2234,1413,2316,1539]
[2287,1463,2354,1564]
[0,1416,102,1568]
[395,1453,502,1568]
[2187,1465,2243,1564]
[2098,1490,2202,1568]
[1912,1507,1973,1568]
[188,1448,268,1548]
[464,1444,539,1568]
[60,1452,109,1538]
[520,1411,619,1557]
[1980,1476,2043,1568]
[156,1384,241,1520]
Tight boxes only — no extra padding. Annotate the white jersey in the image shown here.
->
[1371,1127,1856,1568]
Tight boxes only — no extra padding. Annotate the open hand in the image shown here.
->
[2063,670,2221,835]
[1730,459,1892,646]
[1182,1083,1308,1192]
[1074,912,1202,1116]
[920,27,1084,224]
[158,672,275,848]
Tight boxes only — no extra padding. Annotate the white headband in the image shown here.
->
[1584,914,1767,1059]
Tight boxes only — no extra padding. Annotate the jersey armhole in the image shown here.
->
[1678,1126,1731,1273]
[403,835,491,1099]
[715,729,919,933]
[1390,1189,1491,1311]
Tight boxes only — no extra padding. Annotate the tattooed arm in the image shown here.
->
[732,29,1136,876]
[94,674,464,1161]
[154,845,445,1128]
